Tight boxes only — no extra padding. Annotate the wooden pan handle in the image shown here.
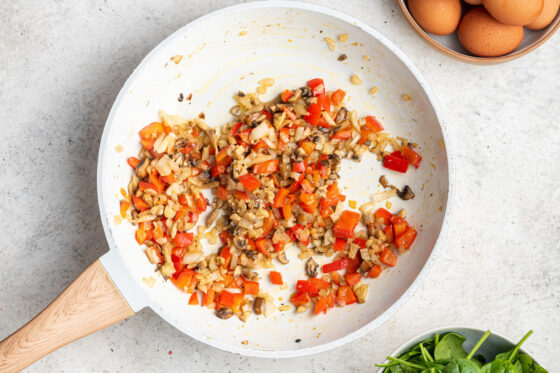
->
[0,260,134,372]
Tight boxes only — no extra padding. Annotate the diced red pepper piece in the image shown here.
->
[290,291,310,307]
[368,264,383,279]
[345,254,362,274]
[379,248,397,267]
[216,185,228,200]
[139,122,164,141]
[322,258,348,273]
[344,272,362,286]
[299,193,318,213]
[173,232,193,247]
[160,173,176,184]
[334,238,347,252]
[219,290,237,308]
[231,122,243,136]
[233,190,250,200]
[188,292,199,305]
[337,286,357,306]
[255,238,272,257]
[292,160,306,173]
[148,171,165,194]
[393,220,408,237]
[395,226,417,249]
[330,89,346,106]
[333,210,361,239]
[219,246,232,268]
[331,126,353,141]
[307,78,325,96]
[219,231,233,245]
[261,110,273,120]
[201,289,215,307]
[195,193,207,213]
[365,116,384,132]
[261,213,276,238]
[273,188,290,208]
[238,174,261,192]
[314,296,328,315]
[401,145,422,168]
[135,227,152,245]
[132,195,150,212]
[281,89,294,102]
[384,225,394,243]
[119,200,130,218]
[243,281,259,295]
[253,159,279,175]
[127,157,141,169]
[210,163,226,178]
[304,102,322,126]
[375,208,393,225]
[270,271,283,285]
[299,141,316,155]
[310,277,330,291]
[170,268,194,291]
[317,94,330,111]
[383,154,409,173]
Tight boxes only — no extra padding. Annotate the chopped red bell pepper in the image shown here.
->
[304,102,322,126]
[383,154,409,173]
[344,273,362,286]
[317,94,330,111]
[379,248,397,267]
[216,185,228,200]
[322,257,348,273]
[210,163,226,178]
[307,78,325,96]
[393,220,408,237]
[219,246,232,268]
[331,126,353,141]
[292,160,306,173]
[365,116,384,132]
[269,271,283,285]
[330,89,346,106]
[395,226,417,249]
[233,190,250,200]
[253,159,279,175]
[132,195,149,212]
[314,296,329,315]
[375,208,393,225]
[139,122,164,141]
[127,157,141,169]
[188,292,199,305]
[333,210,361,239]
[170,268,194,290]
[384,225,394,243]
[255,238,272,257]
[201,289,215,307]
[173,232,193,247]
[368,264,383,279]
[337,286,357,306]
[401,145,422,168]
[334,238,347,252]
[290,291,310,306]
[281,89,294,102]
[238,174,261,192]
[243,281,259,295]
[273,188,290,208]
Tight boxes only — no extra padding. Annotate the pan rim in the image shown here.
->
[96,0,456,358]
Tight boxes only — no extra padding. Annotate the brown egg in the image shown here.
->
[464,0,482,4]
[408,0,462,35]
[482,0,544,25]
[526,0,560,29]
[458,7,524,57]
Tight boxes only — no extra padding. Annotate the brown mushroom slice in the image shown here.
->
[305,258,319,278]
[253,296,265,315]
[216,307,234,319]
[397,185,415,200]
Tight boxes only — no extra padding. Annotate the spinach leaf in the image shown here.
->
[434,333,468,360]
[474,355,487,365]
[442,359,481,373]
[481,360,522,373]
[495,331,534,363]
[518,354,532,373]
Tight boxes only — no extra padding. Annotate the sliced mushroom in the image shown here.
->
[216,307,234,319]
[136,159,150,179]
[379,175,390,188]
[277,252,289,265]
[305,258,319,278]
[397,185,415,200]
[242,267,259,280]
[335,107,347,123]
[253,297,265,315]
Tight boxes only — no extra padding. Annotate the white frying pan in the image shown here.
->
[0,1,454,370]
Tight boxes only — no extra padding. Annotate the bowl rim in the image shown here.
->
[396,0,560,65]
[377,325,543,371]
[96,0,457,358]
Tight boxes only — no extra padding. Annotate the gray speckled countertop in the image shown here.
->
[1,0,559,372]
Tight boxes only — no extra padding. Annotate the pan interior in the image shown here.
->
[98,3,449,356]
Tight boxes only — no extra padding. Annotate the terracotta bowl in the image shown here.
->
[397,0,560,64]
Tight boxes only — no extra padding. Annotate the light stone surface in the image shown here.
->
[1,0,559,372]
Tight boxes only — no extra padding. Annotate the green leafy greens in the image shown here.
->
[376,330,548,373]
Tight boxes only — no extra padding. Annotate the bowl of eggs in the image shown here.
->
[397,0,560,63]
